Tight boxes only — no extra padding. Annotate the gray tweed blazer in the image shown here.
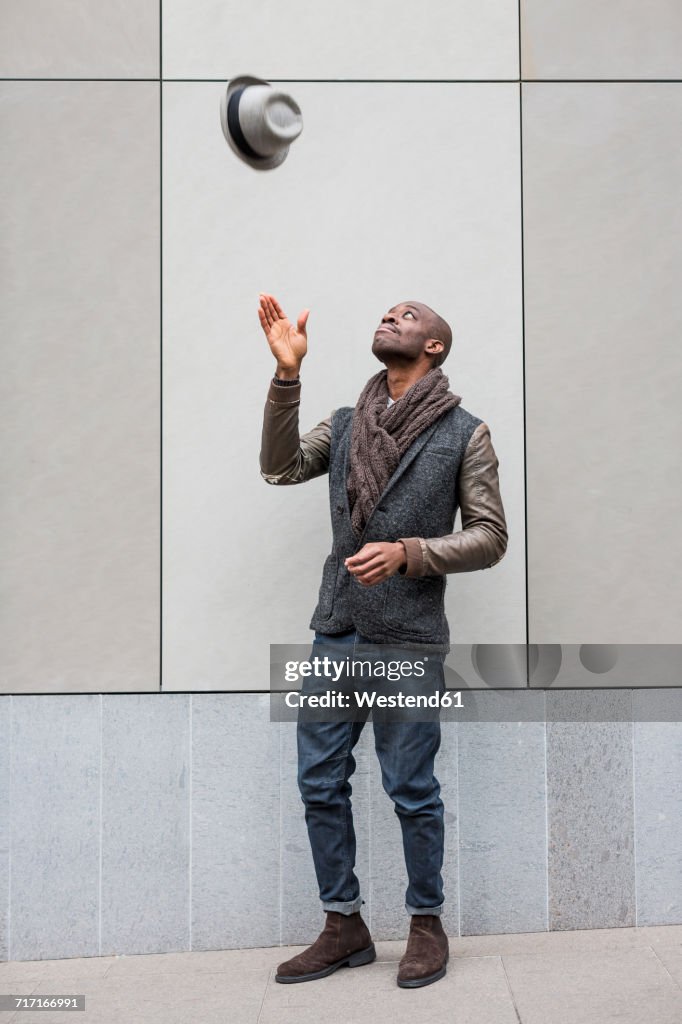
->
[308,403,483,651]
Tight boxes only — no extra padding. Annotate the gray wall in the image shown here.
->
[1,692,682,961]
[1,0,681,961]
[3,3,681,693]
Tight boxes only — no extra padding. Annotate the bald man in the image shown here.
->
[258,294,507,988]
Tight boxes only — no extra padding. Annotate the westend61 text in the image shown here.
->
[285,690,463,709]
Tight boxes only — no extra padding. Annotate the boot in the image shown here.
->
[275,910,375,984]
[397,914,449,988]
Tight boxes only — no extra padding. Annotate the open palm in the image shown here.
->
[258,293,309,372]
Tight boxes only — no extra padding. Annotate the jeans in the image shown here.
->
[296,628,446,917]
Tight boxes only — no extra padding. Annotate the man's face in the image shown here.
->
[371,301,439,365]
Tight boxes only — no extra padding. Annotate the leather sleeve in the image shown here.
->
[260,379,333,485]
[398,421,508,576]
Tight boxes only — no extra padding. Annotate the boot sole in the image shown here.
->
[397,952,449,989]
[275,943,376,984]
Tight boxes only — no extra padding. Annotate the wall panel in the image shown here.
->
[522,1,682,80]
[523,83,682,645]
[0,83,160,694]
[163,80,524,691]
[0,1,158,77]
[9,696,100,960]
[164,0,518,80]
[101,695,191,954]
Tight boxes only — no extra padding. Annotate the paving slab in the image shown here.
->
[502,946,682,1024]
[636,924,682,949]
[0,968,271,1024]
[258,955,519,1024]
[651,946,682,990]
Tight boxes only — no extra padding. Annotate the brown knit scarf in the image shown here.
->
[346,366,461,537]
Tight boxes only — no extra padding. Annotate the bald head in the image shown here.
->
[417,303,452,367]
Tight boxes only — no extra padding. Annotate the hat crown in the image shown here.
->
[238,86,303,157]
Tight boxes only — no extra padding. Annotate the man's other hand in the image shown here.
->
[345,542,407,586]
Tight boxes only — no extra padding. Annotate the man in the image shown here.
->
[258,292,507,988]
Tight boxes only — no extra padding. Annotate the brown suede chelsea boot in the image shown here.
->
[397,914,449,988]
[275,910,376,984]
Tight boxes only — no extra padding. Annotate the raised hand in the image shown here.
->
[258,293,309,378]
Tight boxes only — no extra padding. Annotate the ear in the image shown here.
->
[425,338,445,360]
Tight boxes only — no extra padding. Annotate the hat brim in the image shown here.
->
[220,75,290,171]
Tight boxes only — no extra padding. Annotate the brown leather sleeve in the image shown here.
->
[260,379,333,485]
[398,421,508,576]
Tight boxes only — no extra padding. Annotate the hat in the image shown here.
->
[220,75,303,170]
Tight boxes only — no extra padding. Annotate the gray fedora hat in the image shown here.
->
[220,74,303,170]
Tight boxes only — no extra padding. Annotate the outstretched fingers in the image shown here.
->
[257,304,270,331]
[259,293,281,329]
[258,294,272,330]
[270,294,287,320]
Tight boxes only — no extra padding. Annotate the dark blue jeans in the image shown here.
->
[296,628,446,917]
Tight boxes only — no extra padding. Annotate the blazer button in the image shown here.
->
[336,504,344,513]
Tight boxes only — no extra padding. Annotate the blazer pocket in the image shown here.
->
[316,553,339,620]
[382,575,445,636]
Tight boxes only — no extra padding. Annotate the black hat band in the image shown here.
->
[227,87,267,162]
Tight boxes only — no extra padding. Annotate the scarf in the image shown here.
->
[346,366,461,537]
